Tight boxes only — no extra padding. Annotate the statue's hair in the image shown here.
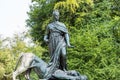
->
[53,10,59,15]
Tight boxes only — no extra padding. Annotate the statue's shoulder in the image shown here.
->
[57,22,66,27]
[48,23,53,26]
[47,22,54,28]
[47,22,66,28]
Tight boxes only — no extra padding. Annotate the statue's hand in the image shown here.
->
[67,44,74,48]
[44,39,49,43]
[44,35,49,43]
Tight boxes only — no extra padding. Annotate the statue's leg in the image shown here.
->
[53,70,79,80]
[13,65,28,80]
[25,68,31,80]
[67,70,88,80]
[13,71,17,80]
[67,70,80,76]
[60,47,67,71]
[79,75,88,80]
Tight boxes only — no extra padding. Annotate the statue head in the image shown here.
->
[53,10,59,21]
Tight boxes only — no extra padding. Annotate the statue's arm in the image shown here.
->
[44,35,49,42]
[64,25,74,48]
[65,33,71,47]
[44,26,49,43]
[65,34,74,48]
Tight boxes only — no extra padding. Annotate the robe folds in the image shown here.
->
[44,21,68,79]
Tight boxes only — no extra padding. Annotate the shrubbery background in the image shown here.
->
[0,0,120,80]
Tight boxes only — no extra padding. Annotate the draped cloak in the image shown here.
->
[44,21,68,79]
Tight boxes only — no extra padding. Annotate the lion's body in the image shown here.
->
[13,53,47,80]
[13,53,87,80]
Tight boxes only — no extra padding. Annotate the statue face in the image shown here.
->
[54,13,59,21]
[53,10,59,21]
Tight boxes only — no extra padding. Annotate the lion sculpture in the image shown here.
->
[13,53,87,80]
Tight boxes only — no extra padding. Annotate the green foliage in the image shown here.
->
[26,0,120,79]
[54,0,79,13]
[68,21,120,79]
[0,33,45,80]
[0,39,14,79]
[112,17,120,43]
[0,0,120,79]
[26,0,56,43]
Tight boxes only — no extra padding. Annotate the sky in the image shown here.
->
[0,0,31,38]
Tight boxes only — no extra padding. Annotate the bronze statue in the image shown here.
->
[13,53,87,80]
[44,10,73,78]
[13,10,87,80]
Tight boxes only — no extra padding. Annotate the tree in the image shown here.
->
[27,0,120,79]
[0,32,45,80]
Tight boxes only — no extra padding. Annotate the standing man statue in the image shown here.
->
[44,10,72,79]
